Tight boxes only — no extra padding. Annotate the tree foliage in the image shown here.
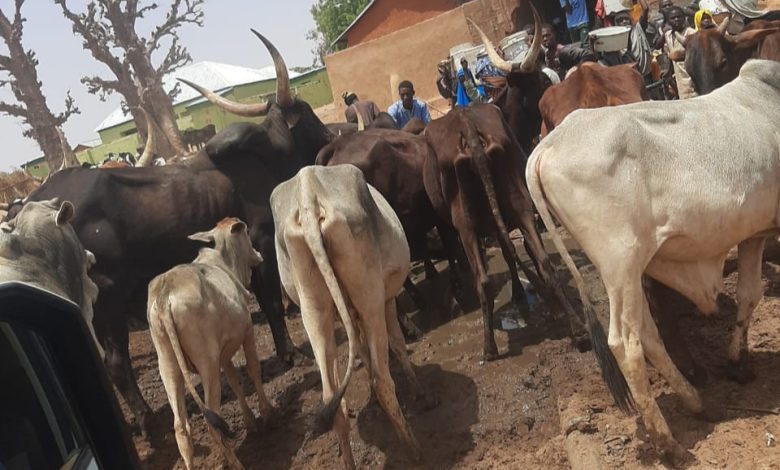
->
[306,0,371,65]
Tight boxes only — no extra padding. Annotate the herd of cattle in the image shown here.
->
[2,8,780,468]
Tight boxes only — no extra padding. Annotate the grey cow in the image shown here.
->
[271,165,427,469]
[0,198,100,354]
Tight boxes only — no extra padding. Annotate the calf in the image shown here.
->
[423,104,585,361]
[539,63,648,137]
[147,218,272,470]
[271,165,425,469]
[0,198,100,354]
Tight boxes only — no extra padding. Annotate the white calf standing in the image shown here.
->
[271,165,427,469]
[147,217,272,470]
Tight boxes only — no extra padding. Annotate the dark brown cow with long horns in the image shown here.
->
[469,4,550,155]
[4,31,334,438]
[672,18,780,95]
[423,104,586,361]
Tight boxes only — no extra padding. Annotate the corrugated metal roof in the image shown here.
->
[94,61,301,132]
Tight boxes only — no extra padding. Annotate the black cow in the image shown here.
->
[672,19,780,95]
[4,33,333,437]
[470,5,550,155]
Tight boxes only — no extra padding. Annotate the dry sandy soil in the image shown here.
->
[122,231,780,469]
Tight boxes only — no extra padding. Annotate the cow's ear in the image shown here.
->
[230,221,247,234]
[727,28,779,49]
[668,48,686,62]
[188,229,215,243]
[56,201,74,226]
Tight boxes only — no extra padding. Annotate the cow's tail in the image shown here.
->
[525,152,635,414]
[470,130,514,254]
[156,280,236,440]
[298,175,358,436]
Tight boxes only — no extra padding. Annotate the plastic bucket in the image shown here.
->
[589,26,631,52]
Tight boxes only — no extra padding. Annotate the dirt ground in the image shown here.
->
[123,231,780,469]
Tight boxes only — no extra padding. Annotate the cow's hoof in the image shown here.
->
[571,334,591,353]
[417,392,440,411]
[483,349,499,362]
[662,442,692,467]
[681,363,708,387]
[726,360,756,384]
[697,403,726,423]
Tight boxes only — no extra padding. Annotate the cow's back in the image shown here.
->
[539,63,647,134]
[532,60,780,251]
[317,129,436,237]
[272,165,409,299]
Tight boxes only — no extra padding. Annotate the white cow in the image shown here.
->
[271,165,426,469]
[147,217,272,470]
[0,198,101,355]
[526,59,780,460]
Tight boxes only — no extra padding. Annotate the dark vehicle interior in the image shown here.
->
[0,282,140,470]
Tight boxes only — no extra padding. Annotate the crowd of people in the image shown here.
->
[341,1,732,128]
[430,0,730,105]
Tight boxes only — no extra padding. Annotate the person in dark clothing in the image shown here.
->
[343,91,381,125]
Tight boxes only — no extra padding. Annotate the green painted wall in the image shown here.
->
[91,68,333,161]
[24,68,334,176]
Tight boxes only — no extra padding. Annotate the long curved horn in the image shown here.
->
[178,78,270,117]
[356,110,365,131]
[136,107,156,167]
[0,203,9,211]
[468,18,513,73]
[251,29,293,108]
[519,4,543,73]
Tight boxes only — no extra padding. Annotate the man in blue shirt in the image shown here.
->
[387,80,431,128]
[561,0,590,49]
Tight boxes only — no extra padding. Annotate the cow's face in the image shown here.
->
[680,28,779,95]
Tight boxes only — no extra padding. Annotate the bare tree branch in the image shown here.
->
[0,53,11,70]
[0,100,27,117]
[53,90,80,125]
[81,75,120,100]
[156,36,190,78]
[147,0,203,54]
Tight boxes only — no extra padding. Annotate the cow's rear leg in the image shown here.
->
[727,237,766,383]
[438,223,467,300]
[299,297,356,469]
[399,278,425,339]
[356,292,422,460]
[154,337,194,469]
[222,358,258,433]
[100,312,152,437]
[252,260,295,364]
[458,225,497,360]
[242,330,274,421]
[386,298,438,409]
[604,270,688,460]
[200,361,243,470]
[495,223,529,309]
[515,203,588,346]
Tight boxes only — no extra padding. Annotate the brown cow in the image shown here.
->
[539,63,648,137]
[674,18,779,94]
[423,104,586,361]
